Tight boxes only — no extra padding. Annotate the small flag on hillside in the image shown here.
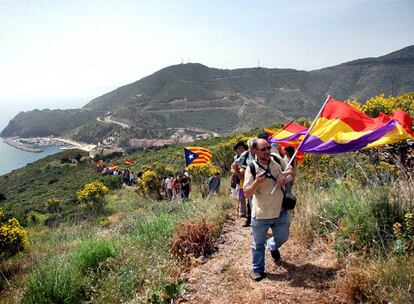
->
[107,163,118,170]
[124,159,134,166]
[184,147,212,167]
[298,97,414,154]
[96,160,104,167]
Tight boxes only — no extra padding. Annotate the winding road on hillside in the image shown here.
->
[180,213,345,304]
[96,112,130,129]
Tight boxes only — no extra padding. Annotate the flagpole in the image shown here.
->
[285,95,331,170]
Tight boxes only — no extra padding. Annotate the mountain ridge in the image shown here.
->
[2,45,414,144]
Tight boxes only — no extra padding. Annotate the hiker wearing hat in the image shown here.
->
[230,141,248,217]
[231,138,258,227]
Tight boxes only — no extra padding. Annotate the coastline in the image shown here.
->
[3,136,96,153]
[4,137,44,153]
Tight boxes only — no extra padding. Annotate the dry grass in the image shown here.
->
[169,218,218,262]
[336,254,414,303]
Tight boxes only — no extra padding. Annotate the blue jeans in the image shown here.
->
[251,210,291,272]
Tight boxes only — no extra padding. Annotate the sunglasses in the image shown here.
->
[259,146,271,152]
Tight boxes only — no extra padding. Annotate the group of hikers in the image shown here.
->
[96,163,140,187]
[161,171,192,201]
[161,170,222,201]
[96,159,221,201]
[96,130,298,281]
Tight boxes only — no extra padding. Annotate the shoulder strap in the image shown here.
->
[271,154,281,166]
[248,162,256,179]
[242,152,250,167]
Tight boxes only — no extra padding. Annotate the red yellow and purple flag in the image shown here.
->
[298,97,414,154]
[265,121,308,143]
[124,159,134,166]
[184,147,212,167]
[107,163,119,170]
[265,122,308,163]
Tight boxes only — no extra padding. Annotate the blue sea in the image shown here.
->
[0,138,64,176]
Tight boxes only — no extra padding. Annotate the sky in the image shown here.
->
[0,0,413,129]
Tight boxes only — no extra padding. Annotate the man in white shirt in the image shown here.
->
[244,138,291,281]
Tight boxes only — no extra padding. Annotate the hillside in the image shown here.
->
[1,46,414,143]
[1,122,413,303]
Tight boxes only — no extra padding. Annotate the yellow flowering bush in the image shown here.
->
[346,99,363,111]
[0,209,29,260]
[212,135,249,173]
[395,92,414,117]
[76,181,109,214]
[363,94,397,117]
[139,170,162,199]
[188,163,221,197]
[362,93,414,118]
[46,197,63,213]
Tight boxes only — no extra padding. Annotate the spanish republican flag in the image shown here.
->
[298,97,414,154]
[184,147,212,167]
[265,122,308,162]
[107,163,118,170]
[265,121,308,143]
[96,160,104,167]
[124,159,134,166]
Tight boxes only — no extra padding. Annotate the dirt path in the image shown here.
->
[181,215,345,304]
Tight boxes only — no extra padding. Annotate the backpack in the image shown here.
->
[248,158,296,210]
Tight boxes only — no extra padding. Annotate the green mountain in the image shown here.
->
[2,45,414,143]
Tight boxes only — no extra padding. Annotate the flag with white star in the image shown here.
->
[184,147,212,167]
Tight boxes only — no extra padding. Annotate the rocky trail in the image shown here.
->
[181,215,346,304]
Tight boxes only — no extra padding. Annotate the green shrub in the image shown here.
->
[129,213,176,252]
[309,183,405,256]
[72,239,119,273]
[60,156,71,164]
[392,213,414,254]
[46,197,63,213]
[146,280,185,304]
[27,211,47,226]
[99,174,123,190]
[23,256,85,304]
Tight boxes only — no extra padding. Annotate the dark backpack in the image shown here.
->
[248,158,296,210]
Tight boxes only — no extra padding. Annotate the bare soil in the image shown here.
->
[181,215,347,304]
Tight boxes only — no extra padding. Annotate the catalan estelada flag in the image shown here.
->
[298,97,414,154]
[184,147,212,166]
[124,159,134,166]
